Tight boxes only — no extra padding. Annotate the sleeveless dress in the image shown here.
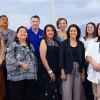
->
[38,39,60,100]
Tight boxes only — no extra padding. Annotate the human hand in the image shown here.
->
[20,62,30,71]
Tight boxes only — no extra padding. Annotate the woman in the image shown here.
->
[56,18,67,100]
[6,26,37,100]
[39,24,59,100]
[59,24,85,100]
[0,38,5,100]
[80,22,96,100]
[85,23,100,100]
[56,18,67,43]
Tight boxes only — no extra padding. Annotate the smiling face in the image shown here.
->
[30,17,40,29]
[46,26,54,39]
[58,19,67,31]
[69,27,77,39]
[17,28,28,40]
[86,23,94,35]
[0,16,8,27]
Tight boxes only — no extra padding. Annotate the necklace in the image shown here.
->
[20,45,30,56]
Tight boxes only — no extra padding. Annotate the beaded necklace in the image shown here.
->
[20,45,30,56]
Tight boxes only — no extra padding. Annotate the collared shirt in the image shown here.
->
[85,38,100,84]
[80,37,92,49]
[28,27,43,57]
[0,29,16,49]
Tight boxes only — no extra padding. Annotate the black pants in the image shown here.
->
[82,63,94,100]
[3,66,11,100]
[9,80,36,100]
[35,57,43,100]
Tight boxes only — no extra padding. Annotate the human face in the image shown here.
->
[98,25,100,37]
[17,28,28,40]
[30,18,40,29]
[87,24,94,34]
[58,20,67,30]
[46,26,54,39]
[69,27,77,39]
[0,16,8,27]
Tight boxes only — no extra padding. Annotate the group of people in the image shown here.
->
[0,14,100,100]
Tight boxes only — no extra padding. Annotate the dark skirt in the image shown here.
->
[37,60,59,100]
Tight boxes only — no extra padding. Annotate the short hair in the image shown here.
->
[84,22,96,40]
[43,24,57,40]
[56,18,67,29]
[0,15,8,19]
[31,15,40,21]
[95,23,100,42]
[67,24,81,40]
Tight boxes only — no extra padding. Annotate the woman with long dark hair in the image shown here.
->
[6,26,37,100]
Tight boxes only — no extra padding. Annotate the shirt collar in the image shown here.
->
[30,27,40,34]
[0,28,11,34]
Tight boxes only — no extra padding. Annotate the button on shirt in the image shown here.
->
[28,27,43,57]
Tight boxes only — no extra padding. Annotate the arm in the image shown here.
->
[0,39,5,65]
[86,56,99,71]
[59,41,67,80]
[59,41,65,70]
[6,42,20,71]
[40,39,51,71]
[40,39,55,81]
[85,40,99,71]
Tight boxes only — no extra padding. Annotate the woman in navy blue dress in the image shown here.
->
[39,24,60,100]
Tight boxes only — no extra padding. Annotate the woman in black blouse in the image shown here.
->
[59,24,85,100]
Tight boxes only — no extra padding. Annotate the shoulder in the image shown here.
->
[7,42,18,50]
[61,39,68,44]
[27,27,32,34]
[89,38,97,44]
[80,37,85,43]
[8,29,16,36]
[60,39,68,47]
[39,28,43,32]
[40,39,46,44]
[39,28,43,35]
[79,40,84,45]
[8,29,16,34]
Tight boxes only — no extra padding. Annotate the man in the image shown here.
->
[28,15,43,58]
[28,15,43,100]
[0,15,16,100]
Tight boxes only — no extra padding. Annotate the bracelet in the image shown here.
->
[48,70,53,74]
[19,62,22,66]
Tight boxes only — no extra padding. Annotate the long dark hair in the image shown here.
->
[15,26,31,48]
[96,23,100,42]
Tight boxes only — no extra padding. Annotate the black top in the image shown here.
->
[59,39,85,74]
[70,46,79,62]
[40,39,59,72]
